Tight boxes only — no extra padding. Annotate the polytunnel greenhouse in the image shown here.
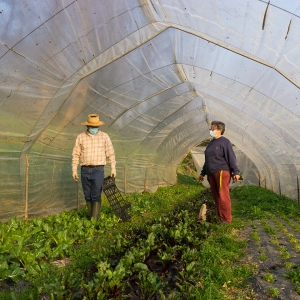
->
[1,0,300,222]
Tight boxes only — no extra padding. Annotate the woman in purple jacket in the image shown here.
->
[198,121,240,223]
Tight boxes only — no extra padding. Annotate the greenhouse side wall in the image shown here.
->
[0,160,24,222]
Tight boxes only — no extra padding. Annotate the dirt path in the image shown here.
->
[240,218,300,300]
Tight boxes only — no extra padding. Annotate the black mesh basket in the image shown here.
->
[102,176,132,221]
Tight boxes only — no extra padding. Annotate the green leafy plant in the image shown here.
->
[277,245,287,253]
[286,267,300,294]
[263,272,275,282]
[251,230,260,241]
[287,235,298,244]
[280,251,291,259]
[266,287,280,298]
[270,236,279,245]
[258,249,268,262]
[136,270,166,299]
[283,261,295,269]
[232,186,300,219]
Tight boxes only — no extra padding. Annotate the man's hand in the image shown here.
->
[233,174,240,183]
[198,175,204,182]
[111,168,116,178]
[72,171,78,181]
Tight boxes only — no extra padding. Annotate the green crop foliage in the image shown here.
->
[280,251,291,259]
[266,287,280,298]
[256,247,268,262]
[277,245,287,253]
[251,230,260,241]
[231,185,300,295]
[270,239,279,245]
[2,177,300,298]
[263,272,275,282]
[286,267,300,294]
[0,181,248,299]
[231,186,300,219]
[284,261,296,269]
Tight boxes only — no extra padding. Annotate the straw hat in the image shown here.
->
[81,114,105,126]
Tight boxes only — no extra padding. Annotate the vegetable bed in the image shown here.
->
[2,178,300,299]
[0,173,250,299]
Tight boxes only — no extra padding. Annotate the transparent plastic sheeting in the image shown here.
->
[0,0,299,221]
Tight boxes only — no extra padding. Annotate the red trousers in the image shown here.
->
[207,170,232,223]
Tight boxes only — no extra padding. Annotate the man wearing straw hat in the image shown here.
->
[72,114,116,221]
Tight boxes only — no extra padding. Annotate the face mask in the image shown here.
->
[88,127,99,135]
[209,130,217,138]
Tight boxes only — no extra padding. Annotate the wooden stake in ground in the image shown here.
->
[198,203,207,221]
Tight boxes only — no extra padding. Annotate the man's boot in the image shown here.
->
[91,202,100,221]
[86,201,92,218]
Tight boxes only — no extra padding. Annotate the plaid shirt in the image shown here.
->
[72,130,116,173]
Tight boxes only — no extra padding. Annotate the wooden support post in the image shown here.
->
[124,165,126,194]
[297,175,300,205]
[144,169,147,192]
[25,154,29,220]
[265,178,266,189]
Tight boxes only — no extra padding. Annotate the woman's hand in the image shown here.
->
[198,175,204,182]
[233,174,240,182]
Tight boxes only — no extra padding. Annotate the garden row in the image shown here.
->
[3,180,300,299]
[0,175,254,300]
[231,186,300,299]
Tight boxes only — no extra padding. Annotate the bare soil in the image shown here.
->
[240,218,300,300]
